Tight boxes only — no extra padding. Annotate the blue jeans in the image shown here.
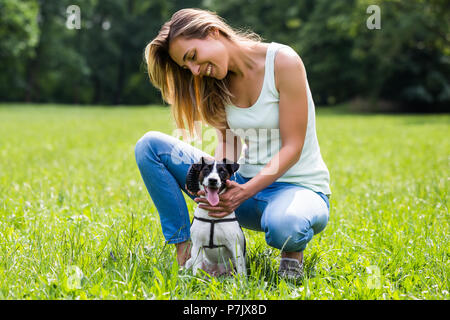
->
[135,131,330,252]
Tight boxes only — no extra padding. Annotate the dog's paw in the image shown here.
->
[184,257,193,269]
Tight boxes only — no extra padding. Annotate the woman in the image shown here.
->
[135,8,331,280]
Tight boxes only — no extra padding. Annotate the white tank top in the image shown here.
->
[225,42,331,196]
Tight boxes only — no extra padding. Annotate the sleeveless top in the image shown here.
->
[225,42,331,196]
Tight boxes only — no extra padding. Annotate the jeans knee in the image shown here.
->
[135,131,165,166]
[263,215,313,252]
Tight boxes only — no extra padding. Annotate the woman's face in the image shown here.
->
[168,31,228,80]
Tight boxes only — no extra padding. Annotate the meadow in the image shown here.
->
[0,103,448,299]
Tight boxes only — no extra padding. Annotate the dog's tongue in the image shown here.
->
[206,187,220,206]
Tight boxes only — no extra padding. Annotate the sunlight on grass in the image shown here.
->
[0,104,448,299]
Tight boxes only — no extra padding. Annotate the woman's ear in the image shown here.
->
[209,27,220,39]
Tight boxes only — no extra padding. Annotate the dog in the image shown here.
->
[184,157,246,277]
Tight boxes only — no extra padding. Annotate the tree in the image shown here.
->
[0,0,39,101]
[348,0,450,111]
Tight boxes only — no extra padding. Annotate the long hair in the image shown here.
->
[144,8,262,136]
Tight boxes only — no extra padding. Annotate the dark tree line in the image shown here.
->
[0,0,448,112]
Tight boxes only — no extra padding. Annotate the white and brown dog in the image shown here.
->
[185,157,246,277]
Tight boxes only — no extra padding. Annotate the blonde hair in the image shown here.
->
[144,8,263,136]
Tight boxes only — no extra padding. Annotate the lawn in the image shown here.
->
[0,103,448,299]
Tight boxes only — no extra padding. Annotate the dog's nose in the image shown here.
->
[208,178,218,186]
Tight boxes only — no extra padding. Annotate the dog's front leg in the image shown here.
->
[191,249,204,275]
[185,244,201,270]
[187,245,204,275]
[233,243,247,276]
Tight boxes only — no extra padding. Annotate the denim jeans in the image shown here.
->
[135,131,330,252]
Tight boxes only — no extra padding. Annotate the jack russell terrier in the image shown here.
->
[185,157,247,277]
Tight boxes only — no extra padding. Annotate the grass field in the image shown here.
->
[0,103,448,300]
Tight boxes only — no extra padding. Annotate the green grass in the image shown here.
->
[0,103,448,299]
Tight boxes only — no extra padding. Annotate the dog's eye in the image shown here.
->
[218,168,228,178]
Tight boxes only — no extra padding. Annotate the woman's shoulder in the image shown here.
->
[273,43,303,68]
[273,44,306,93]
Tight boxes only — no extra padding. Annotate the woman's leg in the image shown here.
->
[259,184,330,258]
[258,184,329,279]
[233,181,329,279]
[134,131,211,263]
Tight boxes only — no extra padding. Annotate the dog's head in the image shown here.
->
[186,157,239,206]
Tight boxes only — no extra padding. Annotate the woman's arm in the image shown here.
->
[197,48,309,216]
[241,48,308,197]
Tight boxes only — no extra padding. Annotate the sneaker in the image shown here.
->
[278,258,304,281]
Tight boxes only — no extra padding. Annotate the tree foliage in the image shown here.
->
[0,0,448,111]
[0,0,40,100]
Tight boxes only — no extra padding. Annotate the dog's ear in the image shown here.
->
[186,163,202,195]
[202,156,215,166]
[185,157,206,195]
[222,158,239,175]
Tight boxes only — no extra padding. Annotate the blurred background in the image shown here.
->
[0,0,449,112]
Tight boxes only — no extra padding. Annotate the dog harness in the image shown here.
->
[192,216,246,252]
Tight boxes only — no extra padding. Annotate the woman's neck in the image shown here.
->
[225,39,266,80]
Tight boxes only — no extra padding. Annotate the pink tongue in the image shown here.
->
[206,187,220,206]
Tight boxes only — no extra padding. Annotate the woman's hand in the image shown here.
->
[194,180,251,218]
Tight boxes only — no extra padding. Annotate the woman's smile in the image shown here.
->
[206,63,213,76]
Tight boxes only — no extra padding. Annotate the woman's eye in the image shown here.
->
[181,52,195,69]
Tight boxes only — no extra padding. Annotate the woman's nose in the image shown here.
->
[188,62,201,76]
